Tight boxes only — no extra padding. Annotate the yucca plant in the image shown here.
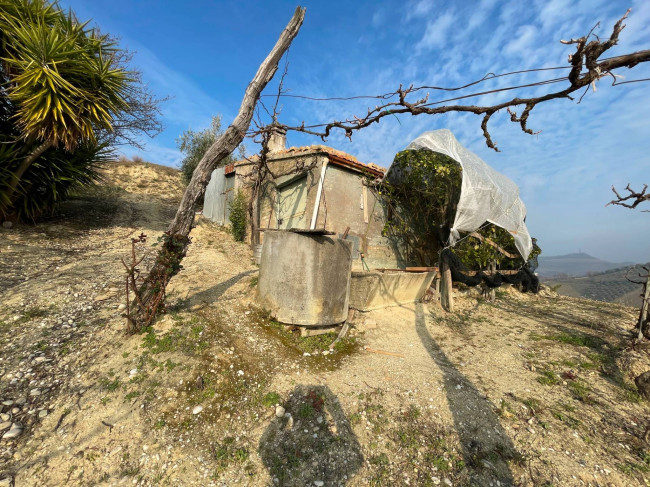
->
[0,0,135,220]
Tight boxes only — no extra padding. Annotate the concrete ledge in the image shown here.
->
[349,270,436,311]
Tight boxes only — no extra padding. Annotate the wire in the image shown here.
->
[259,65,572,102]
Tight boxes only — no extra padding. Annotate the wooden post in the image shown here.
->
[638,274,650,341]
[440,259,454,312]
[490,260,497,302]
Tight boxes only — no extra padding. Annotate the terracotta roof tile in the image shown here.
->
[235,145,385,177]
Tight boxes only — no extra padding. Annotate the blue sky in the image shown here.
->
[61,0,650,262]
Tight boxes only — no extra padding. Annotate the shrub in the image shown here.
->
[0,0,161,221]
[177,115,233,184]
[380,148,462,266]
[229,190,248,242]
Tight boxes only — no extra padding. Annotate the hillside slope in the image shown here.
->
[1,161,649,487]
[537,252,633,278]
[543,265,649,307]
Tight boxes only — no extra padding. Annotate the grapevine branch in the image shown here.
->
[250,9,649,152]
[607,184,650,211]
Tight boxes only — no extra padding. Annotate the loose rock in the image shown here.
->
[2,423,22,440]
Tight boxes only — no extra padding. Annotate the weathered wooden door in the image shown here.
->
[277,176,308,229]
[222,174,235,223]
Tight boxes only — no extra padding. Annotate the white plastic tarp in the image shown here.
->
[395,129,532,259]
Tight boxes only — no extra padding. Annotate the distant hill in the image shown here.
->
[542,263,649,306]
[537,252,634,278]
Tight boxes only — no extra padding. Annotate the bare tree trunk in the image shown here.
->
[489,260,496,301]
[4,140,53,216]
[130,6,306,329]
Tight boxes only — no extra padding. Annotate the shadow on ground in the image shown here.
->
[415,303,521,486]
[258,384,363,486]
[185,270,256,307]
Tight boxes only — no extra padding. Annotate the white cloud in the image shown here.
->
[415,11,456,52]
[131,44,233,129]
[503,25,538,57]
[405,0,435,21]
[538,0,567,31]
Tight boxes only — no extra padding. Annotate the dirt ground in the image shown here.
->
[1,161,649,487]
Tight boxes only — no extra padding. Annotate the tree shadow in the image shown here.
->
[414,303,520,486]
[182,269,256,308]
[258,384,363,486]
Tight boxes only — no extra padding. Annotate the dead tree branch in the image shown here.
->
[607,184,650,211]
[129,6,306,331]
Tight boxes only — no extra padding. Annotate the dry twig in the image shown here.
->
[607,184,650,211]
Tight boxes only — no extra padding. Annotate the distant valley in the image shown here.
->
[537,252,634,278]
[539,253,648,306]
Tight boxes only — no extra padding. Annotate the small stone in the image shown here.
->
[129,369,138,377]
[15,397,27,406]
[303,353,311,357]
[364,320,377,330]
[0,414,9,422]
[117,304,127,312]
[192,406,203,415]
[94,294,111,302]
[275,406,285,418]
[29,388,41,396]
[1,401,12,407]
[0,477,13,487]
[73,293,79,298]
[316,416,323,424]
[322,350,329,356]
[314,481,324,487]
[2,423,22,439]
[38,410,48,419]
[109,287,120,293]
[237,370,244,376]
[67,320,73,325]
[2,221,13,229]
[0,421,11,430]
[11,408,19,415]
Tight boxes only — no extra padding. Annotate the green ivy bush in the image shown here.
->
[454,224,542,270]
[379,148,462,266]
[229,190,247,242]
[379,148,541,269]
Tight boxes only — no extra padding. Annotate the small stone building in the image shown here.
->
[203,131,406,270]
